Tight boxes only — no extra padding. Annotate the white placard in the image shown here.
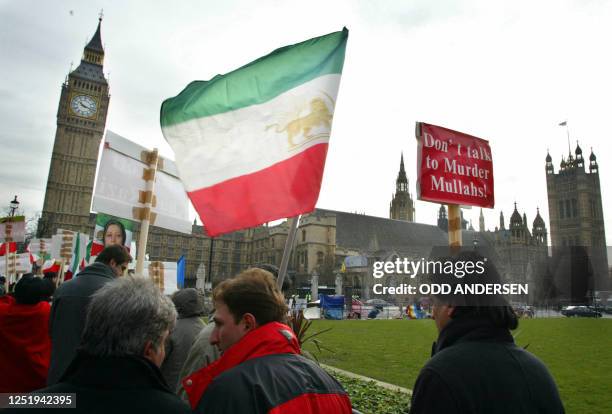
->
[92,130,192,234]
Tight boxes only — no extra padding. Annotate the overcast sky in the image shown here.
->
[1,0,610,244]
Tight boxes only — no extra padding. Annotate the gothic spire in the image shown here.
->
[80,14,105,67]
[398,152,407,181]
[395,152,408,193]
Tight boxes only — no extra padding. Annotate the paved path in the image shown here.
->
[322,363,412,395]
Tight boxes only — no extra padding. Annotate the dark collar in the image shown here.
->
[61,352,171,392]
[432,316,514,356]
[80,262,116,279]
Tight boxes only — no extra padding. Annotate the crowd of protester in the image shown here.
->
[0,245,564,413]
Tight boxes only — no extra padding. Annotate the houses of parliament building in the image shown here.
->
[38,19,608,302]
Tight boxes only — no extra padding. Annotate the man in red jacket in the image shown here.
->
[0,274,51,392]
[183,268,352,414]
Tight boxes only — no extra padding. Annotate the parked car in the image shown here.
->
[561,305,602,318]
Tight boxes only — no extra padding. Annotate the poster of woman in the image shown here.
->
[89,213,134,261]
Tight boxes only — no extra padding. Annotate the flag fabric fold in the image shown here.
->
[161,28,348,236]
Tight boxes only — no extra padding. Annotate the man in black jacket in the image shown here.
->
[3,276,190,413]
[409,251,564,414]
[47,245,131,385]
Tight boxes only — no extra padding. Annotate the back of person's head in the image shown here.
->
[429,249,518,330]
[213,268,288,326]
[14,274,45,305]
[40,278,57,301]
[95,244,132,266]
[171,288,204,318]
[43,272,58,281]
[450,305,518,330]
[81,276,177,357]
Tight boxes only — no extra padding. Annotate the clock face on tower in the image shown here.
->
[70,94,98,118]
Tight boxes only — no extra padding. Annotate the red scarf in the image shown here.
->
[183,322,300,409]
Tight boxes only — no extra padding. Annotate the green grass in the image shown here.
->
[303,318,612,413]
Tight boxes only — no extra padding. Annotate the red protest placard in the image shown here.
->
[416,122,494,208]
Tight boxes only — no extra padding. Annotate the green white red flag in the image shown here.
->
[161,28,348,236]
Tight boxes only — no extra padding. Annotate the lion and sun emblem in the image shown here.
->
[266,92,335,150]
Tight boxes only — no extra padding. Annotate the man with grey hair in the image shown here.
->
[6,277,191,413]
[48,244,132,385]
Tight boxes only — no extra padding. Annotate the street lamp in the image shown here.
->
[9,196,19,217]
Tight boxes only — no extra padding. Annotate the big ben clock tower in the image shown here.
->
[38,16,110,237]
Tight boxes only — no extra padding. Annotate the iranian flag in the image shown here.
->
[42,260,61,274]
[161,28,348,236]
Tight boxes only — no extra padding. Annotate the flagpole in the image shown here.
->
[206,237,214,291]
[277,215,300,290]
[560,121,571,155]
[136,148,159,276]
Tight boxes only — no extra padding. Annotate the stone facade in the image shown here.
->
[38,19,109,238]
[477,204,549,303]
[545,146,609,300]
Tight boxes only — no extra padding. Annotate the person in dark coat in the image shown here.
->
[183,268,352,413]
[0,274,51,392]
[47,245,131,385]
[409,251,564,413]
[2,276,191,414]
[160,288,205,391]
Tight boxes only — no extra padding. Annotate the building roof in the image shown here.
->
[533,208,545,229]
[317,208,447,251]
[510,203,522,226]
[72,61,107,83]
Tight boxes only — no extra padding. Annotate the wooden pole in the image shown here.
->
[136,149,159,276]
[58,260,66,284]
[10,251,17,285]
[448,204,462,250]
[3,243,8,293]
[277,216,300,290]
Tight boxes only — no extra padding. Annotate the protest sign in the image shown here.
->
[416,122,494,208]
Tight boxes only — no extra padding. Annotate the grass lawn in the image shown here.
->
[303,318,612,413]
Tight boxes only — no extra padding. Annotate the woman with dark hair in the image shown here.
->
[103,219,126,247]
[409,250,564,414]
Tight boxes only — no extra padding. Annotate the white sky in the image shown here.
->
[1,0,610,244]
